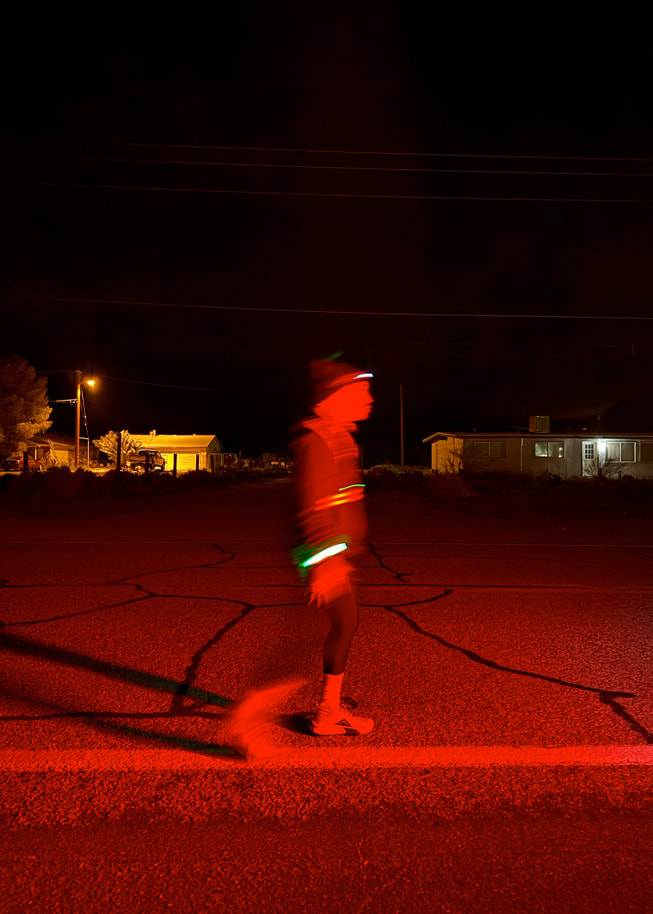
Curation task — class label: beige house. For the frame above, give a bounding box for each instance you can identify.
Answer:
[424,417,653,479]
[28,433,77,467]
[134,432,224,473]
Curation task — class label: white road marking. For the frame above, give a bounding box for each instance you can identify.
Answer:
[1,746,652,770]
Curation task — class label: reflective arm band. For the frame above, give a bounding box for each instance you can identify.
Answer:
[300,542,348,568]
[314,485,365,511]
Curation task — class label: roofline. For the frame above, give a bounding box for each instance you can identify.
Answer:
[423,431,653,443]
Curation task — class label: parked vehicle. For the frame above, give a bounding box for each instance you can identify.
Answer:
[1,455,43,472]
[126,449,166,472]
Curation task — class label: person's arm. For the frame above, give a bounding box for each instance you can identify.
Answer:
[291,428,354,605]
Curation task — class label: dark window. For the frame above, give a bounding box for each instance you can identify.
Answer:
[640,442,653,462]
[473,440,505,458]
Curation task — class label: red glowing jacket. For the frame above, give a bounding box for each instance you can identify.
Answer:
[290,416,367,575]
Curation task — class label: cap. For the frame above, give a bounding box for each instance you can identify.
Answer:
[310,359,373,405]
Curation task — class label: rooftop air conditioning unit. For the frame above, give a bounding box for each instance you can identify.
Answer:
[529,415,550,434]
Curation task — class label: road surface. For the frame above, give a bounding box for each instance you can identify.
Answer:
[0,480,652,911]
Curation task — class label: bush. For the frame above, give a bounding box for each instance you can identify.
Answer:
[457,471,653,514]
[365,465,433,493]
[0,465,271,505]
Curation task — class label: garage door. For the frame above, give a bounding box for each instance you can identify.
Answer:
[175,453,198,473]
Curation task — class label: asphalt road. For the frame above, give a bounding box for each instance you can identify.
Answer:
[0,480,652,912]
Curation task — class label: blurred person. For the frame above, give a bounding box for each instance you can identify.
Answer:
[224,356,374,761]
[291,356,375,737]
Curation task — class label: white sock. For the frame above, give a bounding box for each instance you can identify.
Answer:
[318,673,344,713]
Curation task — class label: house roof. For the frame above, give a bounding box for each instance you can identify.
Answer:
[30,432,76,449]
[134,433,222,452]
[423,431,653,443]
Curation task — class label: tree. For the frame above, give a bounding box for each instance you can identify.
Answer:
[0,354,52,456]
[93,430,142,467]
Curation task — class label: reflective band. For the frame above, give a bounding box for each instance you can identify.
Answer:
[314,488,365,510]
[354,372,373,380]
[300,542,348,568]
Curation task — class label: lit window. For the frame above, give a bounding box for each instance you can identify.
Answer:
[473,440,505,458]
[534,441,564,458]
[606,441,636,462]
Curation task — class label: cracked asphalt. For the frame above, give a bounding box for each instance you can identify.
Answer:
[1,478,652,911]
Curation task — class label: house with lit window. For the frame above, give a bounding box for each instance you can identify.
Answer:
[133,432,224,473]
[423,417,653,479]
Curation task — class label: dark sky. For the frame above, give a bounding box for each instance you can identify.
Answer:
[2,5,653,462]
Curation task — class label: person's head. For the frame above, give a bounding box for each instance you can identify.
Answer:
[310,359,374,424]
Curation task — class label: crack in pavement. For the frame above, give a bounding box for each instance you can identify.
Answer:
[376,599,651,745]
[171,601,257,715]
[364,543,651,743]
[0,631,232,708]
[0,592,157,629]
[367,543,413,582]
[108,543,237,586]
[1,539,651,747]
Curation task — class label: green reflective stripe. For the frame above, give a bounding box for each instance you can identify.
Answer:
[301,542,348,568]
[338,483,365,492]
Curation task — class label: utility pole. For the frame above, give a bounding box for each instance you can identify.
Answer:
[400,383,405,467]
[75,370,82,469]
[74,371,96,469]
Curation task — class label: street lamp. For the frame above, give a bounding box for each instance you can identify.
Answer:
[75,371,96,469]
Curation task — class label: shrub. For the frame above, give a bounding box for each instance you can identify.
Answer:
[365,465,433,493]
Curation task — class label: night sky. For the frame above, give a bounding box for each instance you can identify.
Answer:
[3,6,653,463]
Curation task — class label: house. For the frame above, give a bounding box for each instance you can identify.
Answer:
[133,432,224,473]
[423,416,653,479]
[28,432,77,467]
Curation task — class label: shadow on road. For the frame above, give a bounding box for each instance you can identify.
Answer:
[0,630,243,759]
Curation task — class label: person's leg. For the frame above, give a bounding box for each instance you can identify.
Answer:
[311,587,373,735]
[322,589,359,675]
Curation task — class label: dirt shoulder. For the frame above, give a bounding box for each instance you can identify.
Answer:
[1,473,652,546]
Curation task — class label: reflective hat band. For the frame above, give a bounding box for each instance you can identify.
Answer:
[353,372,373,380]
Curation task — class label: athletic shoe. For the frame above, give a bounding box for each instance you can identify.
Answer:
[225,718,282,762]
[224,678,305,762]
[310,704,374,736]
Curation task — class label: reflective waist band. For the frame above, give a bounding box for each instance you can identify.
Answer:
[300,542,348,568]
[291,540,349,578]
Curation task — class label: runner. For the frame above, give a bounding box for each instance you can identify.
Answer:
[291,356,375,736]
[224,356,374,761]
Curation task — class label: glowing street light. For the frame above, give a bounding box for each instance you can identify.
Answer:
[75,371,97,469]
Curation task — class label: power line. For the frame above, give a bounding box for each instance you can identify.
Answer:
[38,369,224,392]
[41,297,653,321]
[66,140,653,163]
[58,155,653,178]
[40,181,653,203]
[101,374,224,392]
